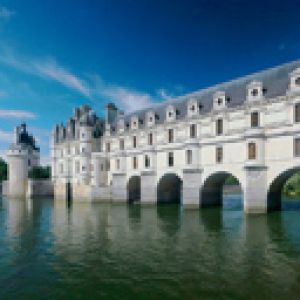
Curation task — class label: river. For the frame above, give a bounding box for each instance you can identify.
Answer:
[0,195,300,299]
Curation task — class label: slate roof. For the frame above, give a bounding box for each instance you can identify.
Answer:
[113,59,300,131]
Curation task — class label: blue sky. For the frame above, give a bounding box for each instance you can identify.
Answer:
[0,0,300,163]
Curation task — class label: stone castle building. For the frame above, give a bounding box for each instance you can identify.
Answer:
[51,60,300,213]
[6,123,40,198]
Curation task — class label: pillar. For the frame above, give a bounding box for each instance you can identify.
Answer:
[141,171,157,205]
[244,166,268,214]
[182,168,202,209]
[112,173,127,202]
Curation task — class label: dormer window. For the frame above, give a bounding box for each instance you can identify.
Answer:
[147,111,155,127]
[289,68,300,92]
[213,91,226,110]
[166,105,176,122]
[251,89,258,97]
[188,99,198,117]
[247,81,263,102]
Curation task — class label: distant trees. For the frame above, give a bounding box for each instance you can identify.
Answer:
[28,166,51,179]
[0,158,7,181]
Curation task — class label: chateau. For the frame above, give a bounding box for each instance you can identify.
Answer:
[51,60,300,213]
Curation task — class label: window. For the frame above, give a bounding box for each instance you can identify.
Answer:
[190,124,196,138]
[148,133,153,145]
[216,147,223,163]
[145,155,150,168]
[28,159,31,167]
[186,149,192,164]
[133,136,137,148]
[75,161,80,173]
[82,165,86,172]
[251,111,259,128]
[294,138,300,157]
[133,156,138,169]
[295,103,300,123]
[168,129,174,143]
[190,105,195,111]
[100,163,104,171]
[248,143,256,160]
[120,139,124,150]
[106,142,110,153]
[217,98,223,105]
[295,77,300,86]
[81,147,85,153]
[168,152,174,167]
[116,159,120,170]
[216,119,223,135]
[106,160,110,171]
[251,89,258,97]
[60,163,64,174]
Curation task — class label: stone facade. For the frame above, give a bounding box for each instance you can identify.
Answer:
[52,60,300,213]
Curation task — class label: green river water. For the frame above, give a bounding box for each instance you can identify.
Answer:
[0,195,300,299]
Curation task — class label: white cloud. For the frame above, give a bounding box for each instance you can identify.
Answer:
[0,48,90,98]
[34,59,90,97]
[0,109,36,119]
[0,129,13,143]
[0,47,159,113]
[0,6,15,20]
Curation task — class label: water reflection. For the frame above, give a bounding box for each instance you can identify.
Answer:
[0,196,300,299]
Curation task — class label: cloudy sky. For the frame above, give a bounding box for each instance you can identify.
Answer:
[0,0,299,163]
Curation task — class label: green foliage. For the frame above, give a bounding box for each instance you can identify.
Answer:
[0,158,7,181]
[283,171,300,197]
[28,166,51,179]
[224,175,239,185]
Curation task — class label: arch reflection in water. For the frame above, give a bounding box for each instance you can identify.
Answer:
[157,173,182,204]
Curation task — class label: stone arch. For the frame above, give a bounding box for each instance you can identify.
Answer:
[157,173,183,204]
[267,167,300,211]
[127,175,141,203]
[200,171,243,208]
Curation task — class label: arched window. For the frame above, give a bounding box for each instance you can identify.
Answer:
[216,147,223,163]
[145,155,150,168]
[248,143,256,160]
[168,129,174,143]
[251,111,259,127]
[119,139,124,150]
[133,157,138,169]
[295,103,300,123]
[216,119,223,135]
[186,149,192,164]
[168,152,174,167]
[133,136,137,148]
[190,124,196,138]
[148,133,153,145]
[294,138,300,157]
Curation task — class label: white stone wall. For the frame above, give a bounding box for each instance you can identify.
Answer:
[52,72,300,212]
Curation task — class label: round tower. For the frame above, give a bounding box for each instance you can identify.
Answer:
[7,146,29,198]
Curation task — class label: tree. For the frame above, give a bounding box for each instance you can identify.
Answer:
[0,158,7,181]
[28,166,51,179]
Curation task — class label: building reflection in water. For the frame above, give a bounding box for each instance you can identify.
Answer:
[2,196,300,298]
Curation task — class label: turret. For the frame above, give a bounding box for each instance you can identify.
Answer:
[7,123,40,198]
